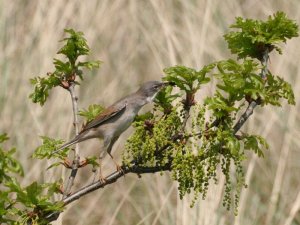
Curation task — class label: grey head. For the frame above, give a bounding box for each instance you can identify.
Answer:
[137,80,168,102]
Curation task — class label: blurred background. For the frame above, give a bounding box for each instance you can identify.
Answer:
[1,0,300,224]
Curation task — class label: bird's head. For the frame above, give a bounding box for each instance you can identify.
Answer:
[138,80,171,102]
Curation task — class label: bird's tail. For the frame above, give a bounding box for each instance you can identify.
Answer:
[52,135,81,155]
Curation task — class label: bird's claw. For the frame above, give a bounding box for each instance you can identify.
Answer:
[99,176,107,184]
[116,164,125,175]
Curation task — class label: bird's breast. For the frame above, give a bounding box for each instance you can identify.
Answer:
[103,108,136,137]
[116,109,136,130]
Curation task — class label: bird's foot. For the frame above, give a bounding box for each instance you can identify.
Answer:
[99,175,107,184]
[116,164,125,175]
[99,167,107,184]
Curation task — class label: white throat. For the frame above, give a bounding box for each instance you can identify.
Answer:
[146,92,158,103]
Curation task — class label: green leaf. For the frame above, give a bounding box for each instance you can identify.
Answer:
[0,135,24,183]
[214,59,264,103]
[78,104,105,122]
[32,136,68,159]
[29,75,61,106]
[264,73,295,106]
[45,180,62,196]
[85,156,100,168]
[243,135,269,157]
[163,63,215,94]
[0,133,9,143]
[77,60,102,70]
[58,28,90,63]
[154,86,181,114]
[26,182,42,205]
[225,135,240,156]
[53,58,72,75]
[204,92,238,118]
[134,112,154,123]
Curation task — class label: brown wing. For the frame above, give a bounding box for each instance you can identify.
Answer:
[80,103,126,133]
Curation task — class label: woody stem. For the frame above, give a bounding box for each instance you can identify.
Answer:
[63,82,80,199]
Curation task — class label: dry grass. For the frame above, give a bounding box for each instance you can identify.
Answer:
[1,0,300,224]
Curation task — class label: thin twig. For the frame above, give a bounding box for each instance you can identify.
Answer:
[45,163,172,222]
[63,83,80,198]
[233,101,257,134]
[63,163,172,205]
[233,50,269,133]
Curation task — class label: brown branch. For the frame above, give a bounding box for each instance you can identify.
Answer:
[63,163,172,205]
[63,83,80,198]
[233,101,257,134]
[45,163,172,222]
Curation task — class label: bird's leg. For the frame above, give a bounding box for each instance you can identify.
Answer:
[105,135,124,174]
[108,152,123,173]
[98,158,106,183]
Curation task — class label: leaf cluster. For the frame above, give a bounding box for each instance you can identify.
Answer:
[123,107,182,167]
[29,29,101,106]
[32,136,68,160]
[215,59,262,102]
[4,180,63,224]
[163,64,215,108]
[204,59,295,118]
[0,134,63,224]
[78,104,105,123]
[163,64,215,94]
[171,106,269,210]
[0,134,23,183]
[154,86,181,114]
[264,73,295,106]
[224,11,299,59]
[124,12,297,212]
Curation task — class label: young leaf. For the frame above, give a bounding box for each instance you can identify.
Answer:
[32,136,68,159]
[224,12,298,59]
[264,73,295,106]
[154,86,181,114]
[243,135,269,157]
[0,135,24,183]
[29,28,101,106]
[78,104,105,122]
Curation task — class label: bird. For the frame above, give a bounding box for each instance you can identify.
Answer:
[53,80,170,179]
